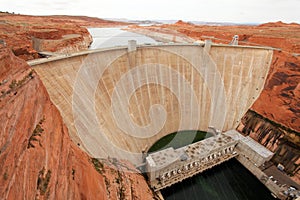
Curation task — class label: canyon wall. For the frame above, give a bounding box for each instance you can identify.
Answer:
[0,13,127,60]
[0,47,154,199]
[237,110,300,176]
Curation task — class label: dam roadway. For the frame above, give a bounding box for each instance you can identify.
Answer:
[28,42,273,166]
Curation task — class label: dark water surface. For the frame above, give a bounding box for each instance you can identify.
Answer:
[161,159,276,200]
[148,130,276,200]
[148,130,211,153]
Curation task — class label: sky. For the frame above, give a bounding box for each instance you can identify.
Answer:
[1,0,300,24]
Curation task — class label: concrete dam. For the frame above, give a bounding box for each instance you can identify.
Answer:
[29,42,273,166]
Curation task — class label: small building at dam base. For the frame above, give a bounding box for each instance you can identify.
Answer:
[146,133,238,191]
[145,130,274,192]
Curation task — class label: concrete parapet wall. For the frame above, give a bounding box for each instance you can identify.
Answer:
[31,44,273,165]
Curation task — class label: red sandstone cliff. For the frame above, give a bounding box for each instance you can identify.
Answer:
[252,51,300,132]
[0,47,154,199]
[0,13,127,61]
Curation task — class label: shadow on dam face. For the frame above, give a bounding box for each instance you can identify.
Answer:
[30,44,273,166]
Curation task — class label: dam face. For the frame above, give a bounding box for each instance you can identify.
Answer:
[30,44,273,165]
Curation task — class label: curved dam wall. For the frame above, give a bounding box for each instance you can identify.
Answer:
[30,44,273,165]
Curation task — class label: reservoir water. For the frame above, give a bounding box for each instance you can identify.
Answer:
[88,27,157,49]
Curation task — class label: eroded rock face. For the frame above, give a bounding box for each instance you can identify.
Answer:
[237,110,300,175]
[0,13,126,61]
[92,158,155,200]
[252,51,300,132]
[0,47,154,199]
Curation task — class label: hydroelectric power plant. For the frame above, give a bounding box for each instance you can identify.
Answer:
[29,35,284,198]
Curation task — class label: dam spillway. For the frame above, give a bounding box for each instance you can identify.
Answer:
[29,43,273,165]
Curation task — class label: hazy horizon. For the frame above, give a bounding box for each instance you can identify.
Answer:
[1,0,299,24]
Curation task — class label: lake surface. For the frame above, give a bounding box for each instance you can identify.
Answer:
[88,27,157,49]
[148,130,276,200]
